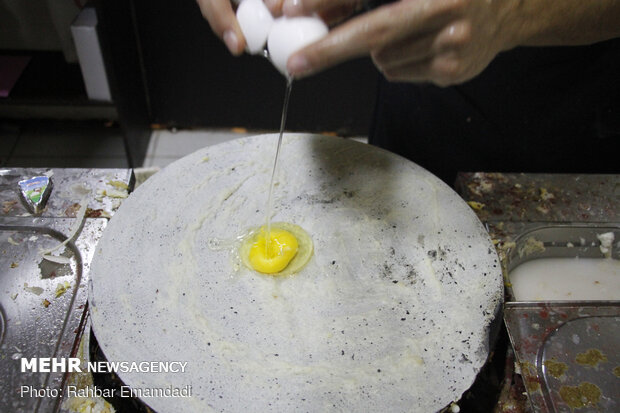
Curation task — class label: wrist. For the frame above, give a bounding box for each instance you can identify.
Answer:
[495,0,530,52]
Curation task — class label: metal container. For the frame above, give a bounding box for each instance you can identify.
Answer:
[502,223,619,412]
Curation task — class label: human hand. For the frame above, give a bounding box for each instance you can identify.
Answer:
[283,0,519,86]
[196,0,247,55]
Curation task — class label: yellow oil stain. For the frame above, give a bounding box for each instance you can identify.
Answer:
[559,382,601,409]
[575,349,607,368]
[544,359,568,379]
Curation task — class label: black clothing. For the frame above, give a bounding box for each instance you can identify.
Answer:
[369,40,620,185]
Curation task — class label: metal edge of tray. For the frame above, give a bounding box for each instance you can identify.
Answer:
[494,221,619,412]
[0,217,107,413]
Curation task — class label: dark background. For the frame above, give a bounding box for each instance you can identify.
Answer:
[104,0,378,134]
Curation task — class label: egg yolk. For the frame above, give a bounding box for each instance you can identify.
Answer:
[249,229,299,274]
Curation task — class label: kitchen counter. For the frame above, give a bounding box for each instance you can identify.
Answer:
[0,168,133,413]
[2,169,617,413]
[455,172,619,413]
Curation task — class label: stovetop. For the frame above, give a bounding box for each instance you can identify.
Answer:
[2,169,617,413]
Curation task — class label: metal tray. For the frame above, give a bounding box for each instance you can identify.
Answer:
[0,217,107,413]
[502,223,619,412]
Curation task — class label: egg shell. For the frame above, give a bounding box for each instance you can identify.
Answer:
[267,16,328,75]
[236,0,274,55]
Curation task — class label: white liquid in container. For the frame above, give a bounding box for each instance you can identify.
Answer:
[509,257,620,301]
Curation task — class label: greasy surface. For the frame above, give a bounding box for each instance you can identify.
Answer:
[0,218,107,413]
[0,168,132,413]
[0,168,134,218]
[455,172,619,223]
[455,172,619,413]
[89,134,502,413]
[505,305,619,412]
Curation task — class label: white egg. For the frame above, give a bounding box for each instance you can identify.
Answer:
[236,0,274,55]
[267,16,328,75]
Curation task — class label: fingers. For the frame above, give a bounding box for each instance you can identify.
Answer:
[283,0,360,16]
[287,2,435,77]
[371,33,437,70]
[196,0,246,55]
[372,23,476,86]
[318,4,360,25]
[265,0,285,16]
[376,54,464,86]
[373,21,471,69]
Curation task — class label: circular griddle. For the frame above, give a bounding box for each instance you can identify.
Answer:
[89,134,503,412]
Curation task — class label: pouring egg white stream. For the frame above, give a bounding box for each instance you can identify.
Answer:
[215,2,328,276]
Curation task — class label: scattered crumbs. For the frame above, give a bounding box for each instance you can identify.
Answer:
[539,187,555,201]
[613,366,620,377]
[105,188,129,199]
[596,232,614,258]
[202,156,210,163]
[95,188,106,201]
[503,241,516,250]
[108,180,129,190]
[559,382,601,409]
[11,292,18,300]
[86,208,112,219]
[566,242,574,248]
[7,236,20,246]
[96,188,128,201]
[42,299,51,308]
[467,201,485,211]
[544,359,568,378]
[575,349,607,368]
[449,402,460,413]
[55,281,71,298]
[2,200,18,213]
[536,204,550,214]
[518,237,545,258]
[29,235,38,242]
[10,262,19,268]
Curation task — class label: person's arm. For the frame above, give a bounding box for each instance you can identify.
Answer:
[511,0,620,47]
[283,0,620,85]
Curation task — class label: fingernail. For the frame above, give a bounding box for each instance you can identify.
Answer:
[283,0,303,16]
[223,30,240,55]
[288,54,311,77]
